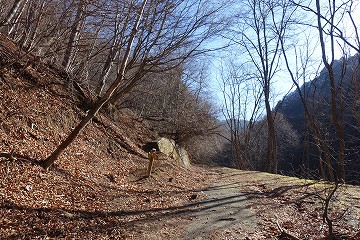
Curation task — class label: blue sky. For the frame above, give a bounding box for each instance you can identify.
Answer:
[204,0,360,120]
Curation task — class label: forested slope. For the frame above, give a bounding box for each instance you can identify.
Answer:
[0,33,210,239]
[277,55,360,183]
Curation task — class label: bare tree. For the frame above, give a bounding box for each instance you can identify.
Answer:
[275,2,337,180]
[41,0,148,169]
[108,0,226,105]
[227,0,296,173]
[314,0,346,181]
[17,0,47,51]
[0,0,29,34]
[94,1,135,96]
[126,60,218,144]
[219,59,263,170]
[40,0,225,169]
[61,0,87,72]
[289,0,360,182]
[0,0,82,59]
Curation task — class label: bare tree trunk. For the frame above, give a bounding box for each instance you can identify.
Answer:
[19,0,46,51]
[264,95,277,173]
[315,128,334,181]
[41,0,148,170]
[94,11,126,96]
[231,118,245,169]
[316,0,346,181]
[0,0,24,27]
[18,1,35,49]
[328,68,346,181]
[1,0,29,36]
[278,21,335,181]
[108,69,147,105]
[62,0,86,72]
[322,182,339,237]
[95,46,119,96]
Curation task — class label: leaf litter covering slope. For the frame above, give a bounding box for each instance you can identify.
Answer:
[0,79,210,238]
[0,35,210,239]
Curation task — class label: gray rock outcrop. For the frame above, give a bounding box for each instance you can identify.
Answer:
[145,137,190,167]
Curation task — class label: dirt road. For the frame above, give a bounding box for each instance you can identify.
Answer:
[182,177,258,239]
[126,167,360,240]
[125,167,261,239]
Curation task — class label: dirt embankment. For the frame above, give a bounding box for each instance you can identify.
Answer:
[0,33,208,239]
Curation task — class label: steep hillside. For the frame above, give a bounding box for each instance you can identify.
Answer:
[0,34,210,239]
[276,55,360,182]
